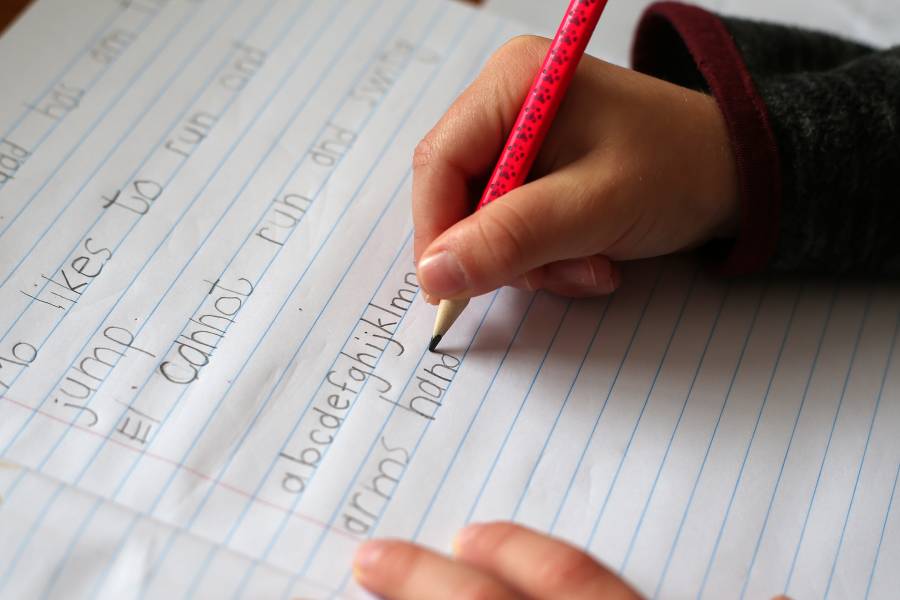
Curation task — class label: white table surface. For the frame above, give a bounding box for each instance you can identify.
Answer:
[483,0,899,66]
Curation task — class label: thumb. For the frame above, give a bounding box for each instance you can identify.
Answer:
[416,168,613,300]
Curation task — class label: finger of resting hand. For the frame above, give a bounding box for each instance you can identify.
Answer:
[353,539,521,600]
[453,522,642,600]
[412,35,551,264]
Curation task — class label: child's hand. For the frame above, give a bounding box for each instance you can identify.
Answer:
[353,522,643,599]
[413,36,739,303]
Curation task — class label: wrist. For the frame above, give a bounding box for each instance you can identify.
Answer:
[700,93,740,240]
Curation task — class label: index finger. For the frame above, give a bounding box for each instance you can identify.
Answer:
[412,35,550,264]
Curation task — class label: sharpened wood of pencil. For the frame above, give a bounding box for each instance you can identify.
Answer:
[429,0,609,351]
[429,298,469,352]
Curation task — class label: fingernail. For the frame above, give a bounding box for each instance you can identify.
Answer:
[354,540,387,573]
[418,250,468,297]
[452,523,487,555]
[609,266,622,291]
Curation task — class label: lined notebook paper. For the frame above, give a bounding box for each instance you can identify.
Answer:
[0,0,898,598]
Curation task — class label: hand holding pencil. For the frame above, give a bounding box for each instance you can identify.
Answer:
[415,0,739,348]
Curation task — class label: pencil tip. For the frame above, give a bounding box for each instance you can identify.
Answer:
[428,335,442,353]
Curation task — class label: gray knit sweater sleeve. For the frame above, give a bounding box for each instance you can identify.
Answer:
[633,3,900,277]
[725,20,900,275]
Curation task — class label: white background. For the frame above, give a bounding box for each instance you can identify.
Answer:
[485,0,899,66]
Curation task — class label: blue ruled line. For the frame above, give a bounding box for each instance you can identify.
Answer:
[865,460,900,599]
[826,308,900,599]
[783,288,874,594]
[509,296,614,522]
[619,282,743,574]
[548,263,665,534]
[463,300,574,525]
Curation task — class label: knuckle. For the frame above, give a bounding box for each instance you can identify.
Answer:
[412,134,435,170]
[537,546,601,591]
[488,36,551,104]
[568,182,604,254]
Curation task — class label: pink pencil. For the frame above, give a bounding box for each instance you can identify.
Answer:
[431,0,609,351]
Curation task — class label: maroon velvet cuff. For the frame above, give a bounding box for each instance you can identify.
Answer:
[632,2,782,275]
